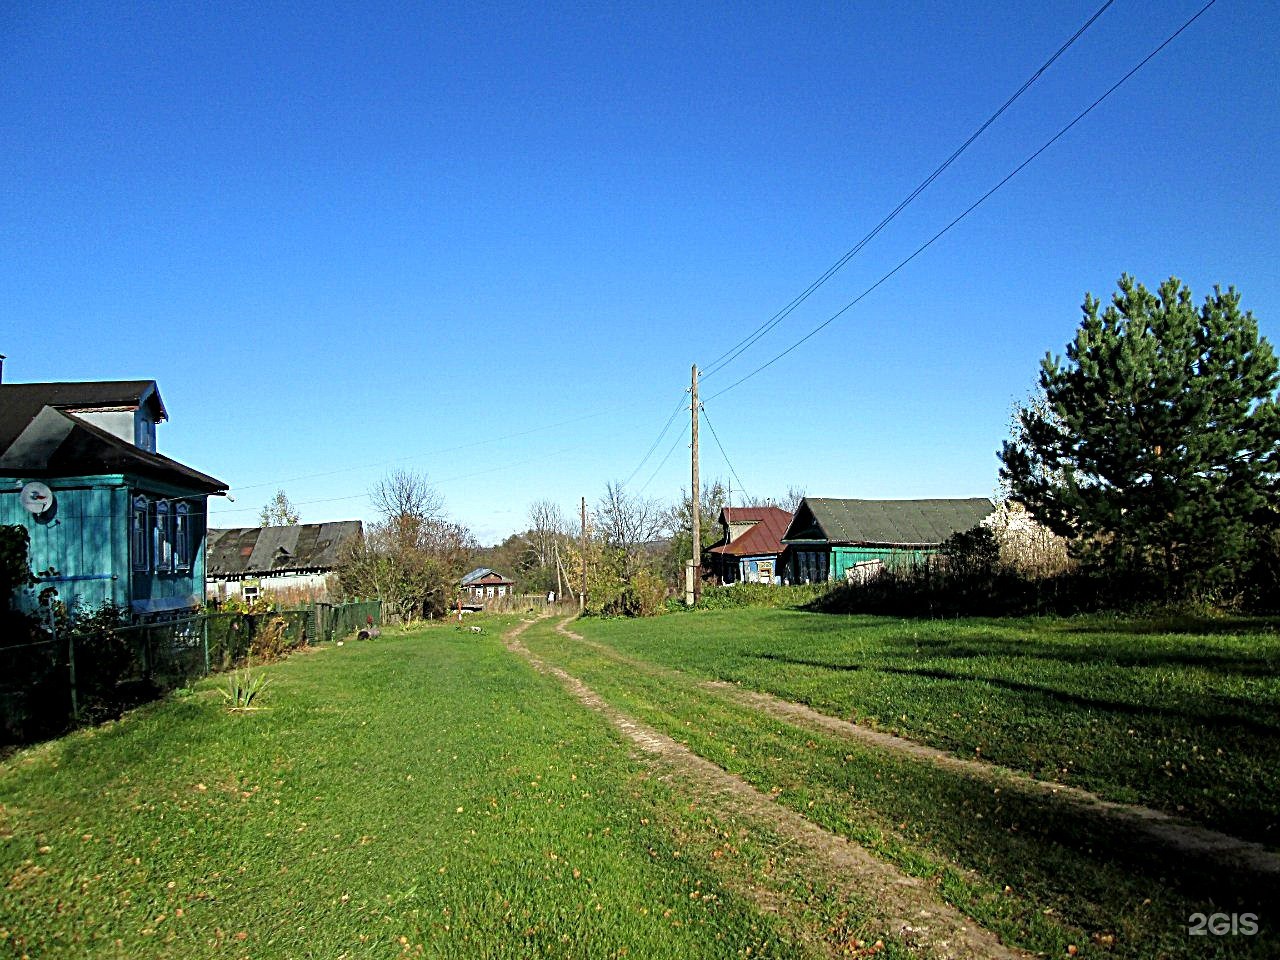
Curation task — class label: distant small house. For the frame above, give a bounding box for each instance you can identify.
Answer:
[781,497,994,583]
[706,505,793,585]
[205,521,362,603]
[0,379,227,619]
[460,568,515,606]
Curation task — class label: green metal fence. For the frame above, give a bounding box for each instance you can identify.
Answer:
[0,600,381,744]
[313,600,382,642]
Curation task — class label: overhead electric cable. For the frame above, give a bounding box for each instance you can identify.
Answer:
[705,0,1217,404]
[228,407,615,494]
[623,392,689,486]
[206,444,581,518]
[638,421,690,495]
[698,0,1117,383]
[700,405,752,506]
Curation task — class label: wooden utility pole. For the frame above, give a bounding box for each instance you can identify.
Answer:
[690,363,701,604]
[580,496,588,614]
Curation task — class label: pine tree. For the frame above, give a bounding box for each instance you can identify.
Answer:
[1000,275,1280,596]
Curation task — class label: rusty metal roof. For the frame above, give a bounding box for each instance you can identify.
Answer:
[709,505,792,558]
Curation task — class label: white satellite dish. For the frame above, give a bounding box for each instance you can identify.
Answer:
[20,481,55,516]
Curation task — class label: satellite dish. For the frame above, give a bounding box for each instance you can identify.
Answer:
[20,481,55,516]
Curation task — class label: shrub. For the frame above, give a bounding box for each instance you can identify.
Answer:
[250,615,290,662]
[686,582,830,612]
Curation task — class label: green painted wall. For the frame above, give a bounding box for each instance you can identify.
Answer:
[829,546,934,579]
[0,476,128,613]
[1,474,210,618]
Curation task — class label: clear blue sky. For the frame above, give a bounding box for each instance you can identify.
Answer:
[4,1,1277,544]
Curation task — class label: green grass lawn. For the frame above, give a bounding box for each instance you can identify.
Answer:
[516,609,1280,959]
[0,617,903,960]
[572,608,1280,845]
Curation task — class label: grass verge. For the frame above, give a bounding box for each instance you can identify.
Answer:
[1,615,905,959]
[576,608,1280,845]
[522,613,1279,959]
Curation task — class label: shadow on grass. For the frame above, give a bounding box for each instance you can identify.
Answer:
[753,653,1280,738]
[872,633,1280,678]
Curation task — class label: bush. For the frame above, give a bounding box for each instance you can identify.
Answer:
[68,601,140,724]
[593,568,668,618]
[250,615,290,661]
[684,582,830,612]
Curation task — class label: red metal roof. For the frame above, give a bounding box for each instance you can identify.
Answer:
[708,505,792,558]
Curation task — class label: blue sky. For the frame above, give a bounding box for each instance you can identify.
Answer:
[4,1,1277,544]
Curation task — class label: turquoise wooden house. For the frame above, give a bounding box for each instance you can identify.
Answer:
[0,380,227,620]
[781,497,994,583]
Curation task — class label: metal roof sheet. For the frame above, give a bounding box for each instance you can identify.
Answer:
[783,497,994,546]
[206,521,363,576]
[710,505,793,557]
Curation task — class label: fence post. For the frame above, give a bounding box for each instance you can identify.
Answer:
[202,616,210,675]
[65,625,79,725]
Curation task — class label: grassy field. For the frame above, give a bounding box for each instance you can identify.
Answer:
[0,617,908,960]
[4,609,1277,960]
[572,608,1280,845]
[517,609,1280,959]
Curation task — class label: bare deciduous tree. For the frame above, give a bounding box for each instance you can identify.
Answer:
[597,482,664,578]
[781,486,805,513]
[524,499,567,569]
[337,471,476,623]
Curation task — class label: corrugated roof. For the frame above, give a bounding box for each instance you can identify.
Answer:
[709,505,792,558]
[0,406,225,493]
[783,497,994,547]
[206,521,363,576]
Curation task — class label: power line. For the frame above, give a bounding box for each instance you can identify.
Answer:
[698,0,1117,383]
[705,0,1218,404]
[700,404,751,506]
[637,420,690,495]
[227,407,616,494]
[622,391,689,486]
[209,444,581,517]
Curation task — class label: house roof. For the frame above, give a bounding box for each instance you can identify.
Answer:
[461,567,514,586]
[709,505,792,558]
[0,406,226,493]
[782,497,994,547]
[0,381,167,438]
[206,521,363,577]
[720,505,788,525]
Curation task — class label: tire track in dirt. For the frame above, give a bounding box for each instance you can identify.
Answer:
[505,616,1029,960]
[550,617,1280,878]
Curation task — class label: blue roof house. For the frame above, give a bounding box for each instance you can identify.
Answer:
[0,379,228,620]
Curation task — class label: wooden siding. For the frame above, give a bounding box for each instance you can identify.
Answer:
[829,545,932,578]
[1,473,209,617]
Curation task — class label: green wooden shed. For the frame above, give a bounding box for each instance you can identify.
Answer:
[0,380,227,620]
[780,497,994,583]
